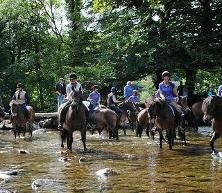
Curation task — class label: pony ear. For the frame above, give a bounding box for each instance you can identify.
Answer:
[9,100,17,106]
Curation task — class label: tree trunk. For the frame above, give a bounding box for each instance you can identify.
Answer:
[185,67,197,106]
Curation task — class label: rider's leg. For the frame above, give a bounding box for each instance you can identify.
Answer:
[20,104,29,118]
[58,101,70,129]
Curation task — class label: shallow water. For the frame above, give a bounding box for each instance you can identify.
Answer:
[0,127,222,193]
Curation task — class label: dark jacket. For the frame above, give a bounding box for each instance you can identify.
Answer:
[55,82,66,95]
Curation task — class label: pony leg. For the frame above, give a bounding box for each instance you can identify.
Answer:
[67,132,73,151]
[145,125,150,137]
[120,126,125,137]
[158,130,163,149]
[136,123,142,137]
[117,116,125,135]
[210,131,220,153]
[13,129,17,139]
[150,126,156,141]
[60,130,67,148]
[113,126,119,140]
[81,129,87,152]
[167,129,173,150]
[109,128,113,139]
[179,126,186,146]
[27,122,33,137]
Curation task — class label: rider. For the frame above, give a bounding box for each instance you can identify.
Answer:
[107,87,122,118]
[123,81,134,100]
[207,84,216,97]
[126,90,140,103]
[177,81,184,97]
[87,85,101,112]
[55,77,66,109]
[158,71,185,125]
[12,83,30,117]
[66,73,82,100]
[159,71,179,103]
[57,73,84,130]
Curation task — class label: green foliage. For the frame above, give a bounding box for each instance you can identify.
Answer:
[195,69,222,95]
[92,0,112,13]
[0,0,222,111]
[135,76,156,101]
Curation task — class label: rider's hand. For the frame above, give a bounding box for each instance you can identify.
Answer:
[175,97,179,102]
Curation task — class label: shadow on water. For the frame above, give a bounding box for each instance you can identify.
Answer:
[69,147,140,161]
[173,144,211,156]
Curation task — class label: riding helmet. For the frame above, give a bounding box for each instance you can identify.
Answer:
[133,90,138,94]
[16,83,23,88]
[161,71,171,78]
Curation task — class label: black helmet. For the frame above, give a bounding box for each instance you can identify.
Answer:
[92,85,98,90]
[161,71,171,78]
[111,87,116,92]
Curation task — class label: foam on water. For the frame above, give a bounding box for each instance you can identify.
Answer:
[211,151,222,160]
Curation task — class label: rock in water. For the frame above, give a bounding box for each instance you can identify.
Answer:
[31,179,54,190]
[96,168,117,177]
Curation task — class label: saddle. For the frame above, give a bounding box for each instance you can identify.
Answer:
[168,103,184,126]
[88,108,100,125]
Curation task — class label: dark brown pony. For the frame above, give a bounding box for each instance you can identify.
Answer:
[9,100,35,138]
[148,99,185,149]
[118,101,139,132]
[177,96,194,133]
[60,90,87,151]
[89,105,118,139]
[202,96,222,154]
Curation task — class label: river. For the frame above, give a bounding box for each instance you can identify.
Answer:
[0,127,222,193]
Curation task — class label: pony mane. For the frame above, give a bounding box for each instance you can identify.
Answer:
[202,96,214,113]
[9,100,19,107]
[98,105,107,109]
[153,98,167,107]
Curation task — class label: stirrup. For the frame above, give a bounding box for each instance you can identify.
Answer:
[57,124,63,131]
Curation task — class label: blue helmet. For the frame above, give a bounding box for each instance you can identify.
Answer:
[111,87,116,92]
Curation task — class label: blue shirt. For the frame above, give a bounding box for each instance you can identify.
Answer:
[124,85,134,99]
[88,91,101,105]
[159,82,176,102]
[127,95,140,103]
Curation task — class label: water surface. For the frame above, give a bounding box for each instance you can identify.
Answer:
[0,127,222,193]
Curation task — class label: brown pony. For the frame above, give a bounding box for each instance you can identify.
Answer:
[89,106,118,139]
[136,108,152,138]
[60,90,87,151]
[148,98,185,149]
[9,100,35,138]
[202,96,222,154]
[136,96,155,138]
[191,101,204,130]
[118,101,139,132]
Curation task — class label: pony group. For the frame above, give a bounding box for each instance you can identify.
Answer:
[2,90,219,154]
